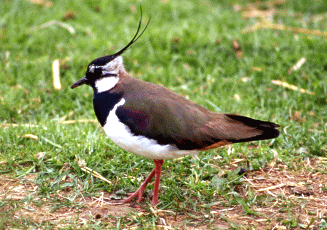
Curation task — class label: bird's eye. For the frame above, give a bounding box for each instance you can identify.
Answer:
[88,65,104,76]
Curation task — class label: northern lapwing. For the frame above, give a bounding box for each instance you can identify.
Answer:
[71,13,280,206]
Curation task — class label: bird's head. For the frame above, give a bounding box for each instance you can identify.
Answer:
[71,10,150,93]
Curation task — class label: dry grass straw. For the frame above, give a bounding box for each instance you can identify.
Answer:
[243,21,327,37]
[1,119,98,128]
[52,59,61,90]
[28,20,75,34]
[272,80,315,95]
[77,159,111,185]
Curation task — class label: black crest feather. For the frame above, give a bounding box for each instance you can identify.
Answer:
[112,6,150,58]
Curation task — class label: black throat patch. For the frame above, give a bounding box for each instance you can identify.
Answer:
[93,91,123,126]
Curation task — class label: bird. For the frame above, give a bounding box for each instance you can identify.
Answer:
[70,13,280,206]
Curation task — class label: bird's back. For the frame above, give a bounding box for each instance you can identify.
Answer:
[111,72,280,152]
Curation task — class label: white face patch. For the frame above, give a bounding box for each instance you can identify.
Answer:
[103,56,123,71]
[95,76,119,93]
[88,56,123,76]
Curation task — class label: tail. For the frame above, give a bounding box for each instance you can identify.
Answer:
[225,114,280,143]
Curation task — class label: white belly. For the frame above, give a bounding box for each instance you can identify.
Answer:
[103,99,198,160]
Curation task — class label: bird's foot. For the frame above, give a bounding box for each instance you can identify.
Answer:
[119,187,159,206]
[118,159,164,206]
[150,197,159,206]
[119,185,147,204]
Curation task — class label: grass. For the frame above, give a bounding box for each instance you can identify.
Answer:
[1,0,327,228]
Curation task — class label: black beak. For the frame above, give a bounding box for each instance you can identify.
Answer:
[71,76,88,89]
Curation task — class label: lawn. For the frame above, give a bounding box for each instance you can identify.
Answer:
[1,0,327,229]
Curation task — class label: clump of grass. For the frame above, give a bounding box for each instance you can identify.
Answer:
[1,0,327,228]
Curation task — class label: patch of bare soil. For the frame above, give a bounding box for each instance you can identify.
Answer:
[227,167,327,229]
[1,161,327,229]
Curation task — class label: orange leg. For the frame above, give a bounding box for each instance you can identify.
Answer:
[120,159,164,205]
[151,159,164,205]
